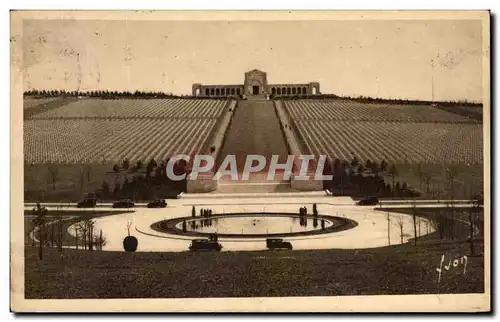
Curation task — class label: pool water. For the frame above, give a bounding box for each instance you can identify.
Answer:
[175,214,335,235]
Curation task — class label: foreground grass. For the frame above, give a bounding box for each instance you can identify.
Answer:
[25,241,484,299]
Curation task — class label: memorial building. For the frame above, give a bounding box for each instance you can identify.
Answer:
[192,69,320,97]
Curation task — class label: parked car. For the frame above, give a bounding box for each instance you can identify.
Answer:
[147,199,167,208]
[112,199,135,208]
[266,238,293,250]
[188,239,223,252]
[356,196,379,206]
[77,198,97,208]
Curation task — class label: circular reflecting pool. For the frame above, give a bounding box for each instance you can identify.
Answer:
[151,213,358,238]
[176,214,335,235]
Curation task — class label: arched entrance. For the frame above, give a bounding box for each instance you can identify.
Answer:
[250,79,262,95]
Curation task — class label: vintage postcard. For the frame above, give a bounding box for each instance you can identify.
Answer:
[10,10,490,312]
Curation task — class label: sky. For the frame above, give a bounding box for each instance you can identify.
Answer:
[22,18,484,102]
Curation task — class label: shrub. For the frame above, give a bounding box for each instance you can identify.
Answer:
[123,236,138,252]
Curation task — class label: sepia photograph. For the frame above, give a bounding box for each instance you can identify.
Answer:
[10,10,490,312]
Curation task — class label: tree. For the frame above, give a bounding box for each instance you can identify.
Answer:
[351,156,359,168]
[469,195,482,256]
[417,164,424,188]
[113,181,121,198]
[76,220,89,250]
[446,167,457,239]
[50,223,55,247]
[48,164,59,191]
[380,160,387,172]
[430,212,446,240]
[365,159,373,171]
[113,164,120,172]
[412,200,417,246]
[122,158,130,171]
[423,173,431,193]
[386,212,391,245]
[79,166,85,196]
[146,158,157,176]
[87,219,95,251]
[395,182,401,197]
[85,164,92,184]
[371,161,380,176]
[94,230,107,251]
[396,215,405,244]
[32,203,48,260]
[389,164,398,197]
[75,226,79,249]
[101,181,110,198]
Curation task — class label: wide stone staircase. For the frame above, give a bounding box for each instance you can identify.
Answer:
[215,99,292,193]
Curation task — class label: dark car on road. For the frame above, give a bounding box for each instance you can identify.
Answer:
[188,239,223,252]
[112,199,135,208]
[356,196,379,206]
[266,238,293,250]
[77,198,97,208]
[147,199,167,208]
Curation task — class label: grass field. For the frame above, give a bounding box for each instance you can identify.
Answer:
[24,241,484,299]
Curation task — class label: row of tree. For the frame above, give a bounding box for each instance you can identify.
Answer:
[24,89,224,100]
[276,93,481,107]
[323,157,418,198]
[31,203,106,260]
[25,89,482,107]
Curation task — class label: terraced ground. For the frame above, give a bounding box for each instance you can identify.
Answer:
[294,121,482,164]
[23,97,59,109]
[24,118,217,164]
[285,100,477,123]
[285,100,483,165]
[24,99,228,164]
[32,98,224,119]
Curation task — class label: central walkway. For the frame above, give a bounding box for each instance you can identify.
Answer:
[216,99,291,193]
